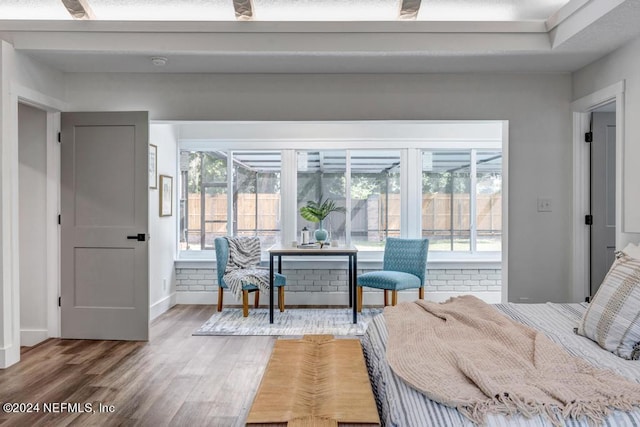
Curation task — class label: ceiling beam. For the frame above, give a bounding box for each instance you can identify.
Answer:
[60,0,95,20]
[233,0,254,21]
[399,0,421,20]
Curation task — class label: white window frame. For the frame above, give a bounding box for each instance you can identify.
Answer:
[176,120,506,264]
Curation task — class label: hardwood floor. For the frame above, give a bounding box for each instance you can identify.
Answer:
[0,305,275,427]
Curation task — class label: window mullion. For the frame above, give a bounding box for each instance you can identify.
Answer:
[345,150,352,246]
[200,153,206,249]
[281,150,297,245]
[405,148,421,238]
[227,150,233,237]
[470,149,478,253]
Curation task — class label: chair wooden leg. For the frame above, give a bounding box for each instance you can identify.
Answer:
[383,290,389,307]
[392,290,398,306]
[419,286,424,300]
[254,291,260,308]
[242,290,249,317]
[278,287,285,312]
[217,287,224,312]
[357,286,363,313]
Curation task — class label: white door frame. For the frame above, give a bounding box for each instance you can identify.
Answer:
[2,82,65,367]
[571,80,625,302]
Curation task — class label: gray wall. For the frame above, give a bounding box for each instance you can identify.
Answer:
[18,103,47,346]
[13,49,66,103]
[573,35,640,243]
[148,124,178,319]
[63,72,573,303]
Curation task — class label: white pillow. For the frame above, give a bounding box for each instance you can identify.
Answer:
[577,253,640,359]
[622,243,640,260]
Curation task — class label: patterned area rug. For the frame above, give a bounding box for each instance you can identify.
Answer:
[193,308,383,336]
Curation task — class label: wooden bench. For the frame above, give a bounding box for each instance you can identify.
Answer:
[246,335,381,427]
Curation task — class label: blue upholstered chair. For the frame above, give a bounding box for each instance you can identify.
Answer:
[214,237,287,317]
[357,237,429,312]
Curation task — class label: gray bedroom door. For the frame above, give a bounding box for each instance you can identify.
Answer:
[590,110,616,295]
[60,111,149,340]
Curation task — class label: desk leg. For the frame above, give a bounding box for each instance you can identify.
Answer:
[352,253,358,324]
[269,254,274,324]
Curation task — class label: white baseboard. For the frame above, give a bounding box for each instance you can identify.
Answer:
[176,291,218,305]
[0,344,20,369]
[20,329,49,347]
[175,290,501,306]
[150,293,177,321]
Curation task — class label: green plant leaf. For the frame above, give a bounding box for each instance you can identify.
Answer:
[299,194,346,222]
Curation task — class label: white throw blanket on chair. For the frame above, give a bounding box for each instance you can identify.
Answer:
[223,236,270,300]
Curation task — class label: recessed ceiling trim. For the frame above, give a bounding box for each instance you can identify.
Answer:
[546,0,590,30]
[60,0,95,20]
[549,0,628,48]
[0,19,547,34]
[233,0,254,21]
[399,0,421,20]
[8,32,551,54]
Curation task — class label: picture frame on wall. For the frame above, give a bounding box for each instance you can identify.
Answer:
[159,175,173,217]
[149,144,158,189]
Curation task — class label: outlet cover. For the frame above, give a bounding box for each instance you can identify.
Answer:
[537,198,552,212]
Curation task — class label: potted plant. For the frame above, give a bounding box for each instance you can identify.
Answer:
[299,195,346,246]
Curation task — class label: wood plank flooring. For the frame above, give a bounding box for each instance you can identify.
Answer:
[0,305,275,427]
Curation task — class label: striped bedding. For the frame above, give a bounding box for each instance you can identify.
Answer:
[361,302,640,427]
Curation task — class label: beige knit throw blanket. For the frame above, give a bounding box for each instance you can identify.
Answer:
[384,295,640,426]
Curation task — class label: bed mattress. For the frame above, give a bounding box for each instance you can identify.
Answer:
[361,302,640,427]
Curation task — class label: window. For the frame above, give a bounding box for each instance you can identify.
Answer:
[176,121,505,261]
[233,151,282,248]
[179,150,281,252]
[180,151,228,251]
[421,150,501,253]
[350,150,401,250]
[295,150,402,250]
[475,151,502,252]
[297,151,347,245]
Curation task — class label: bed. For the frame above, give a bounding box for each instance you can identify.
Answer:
[361,301,640,427]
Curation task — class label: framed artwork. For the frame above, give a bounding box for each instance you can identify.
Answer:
[159,175,173,217]
[149,144,158,189]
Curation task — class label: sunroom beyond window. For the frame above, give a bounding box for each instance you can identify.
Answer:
[421,150,502,252]
[176,120,504,261]
[296,150,401,250]
[179,151,281,251]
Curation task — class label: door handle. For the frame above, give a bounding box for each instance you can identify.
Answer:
[127,233,146,242]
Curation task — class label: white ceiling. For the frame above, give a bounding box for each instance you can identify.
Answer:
[0,0,571,21]
[0,0,639,74]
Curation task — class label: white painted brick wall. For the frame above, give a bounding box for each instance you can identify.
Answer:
[175,267,502,294]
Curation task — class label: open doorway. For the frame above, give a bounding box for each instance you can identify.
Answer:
[589,103,616,295]
[18,103,50,347]
[571,81,624,302]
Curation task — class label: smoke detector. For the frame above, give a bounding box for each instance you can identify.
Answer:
[151,56,168,67]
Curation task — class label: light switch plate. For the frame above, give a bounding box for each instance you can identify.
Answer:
[537,198,552,212]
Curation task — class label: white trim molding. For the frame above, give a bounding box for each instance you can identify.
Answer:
[571,81,625,113]
[150,293,177,321]
[500,120,509,303]
[571,80,625,302]
[45,111,61,339]
[0,44,21,368]
[0,41,66,367]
